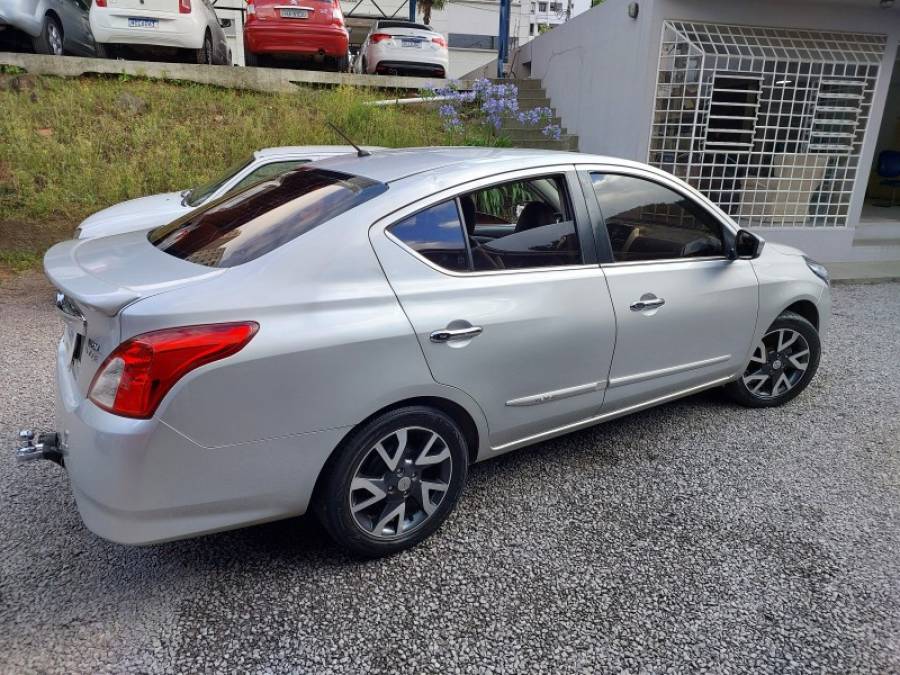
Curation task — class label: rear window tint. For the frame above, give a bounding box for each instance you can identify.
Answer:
[149,168,386,268]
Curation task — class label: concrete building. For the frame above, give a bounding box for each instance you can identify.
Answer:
[512,0,900,266]
[526,0,591,39]
[342,0,531,79]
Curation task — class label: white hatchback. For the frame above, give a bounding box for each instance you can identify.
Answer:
[75,145,383,239]
[355,19,448,78]
[89,0,229,64]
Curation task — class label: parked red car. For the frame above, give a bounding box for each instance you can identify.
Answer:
[244,0,349,71]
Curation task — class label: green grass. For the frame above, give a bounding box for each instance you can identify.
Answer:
[0,74,496,269]
[0,251,41,272]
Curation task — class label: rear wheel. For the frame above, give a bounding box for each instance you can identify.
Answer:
[315,406,469,557]
[244,49,259,67]
[195,32,213,65]
[334,55,349,72]
[725,311,821,407]
[33,15,64,56]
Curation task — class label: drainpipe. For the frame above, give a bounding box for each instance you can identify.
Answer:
[409,0,416,22]
[496,0,510,78]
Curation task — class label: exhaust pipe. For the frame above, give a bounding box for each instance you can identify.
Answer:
[16,430,64,467]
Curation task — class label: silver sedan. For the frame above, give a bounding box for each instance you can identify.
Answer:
[18,148,831,557]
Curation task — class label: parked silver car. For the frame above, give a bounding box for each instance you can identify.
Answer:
[0,0,102,56]
[18,148,831,557]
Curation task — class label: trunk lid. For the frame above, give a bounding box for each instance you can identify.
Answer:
[106,0,180,13]
[255,0,333,24]
[45,231,223,394]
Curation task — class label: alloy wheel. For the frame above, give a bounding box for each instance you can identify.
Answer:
[742,328,811,399]
[48,22,63,56]
[349,426,453,539]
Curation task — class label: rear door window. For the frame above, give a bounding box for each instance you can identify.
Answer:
[149,168,387,268]
[387,200,470,272]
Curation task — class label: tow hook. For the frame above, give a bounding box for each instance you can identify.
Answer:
[16,430,64,467]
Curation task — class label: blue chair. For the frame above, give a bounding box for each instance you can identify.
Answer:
[877,150,900,206]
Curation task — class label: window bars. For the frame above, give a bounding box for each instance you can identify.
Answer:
[650,21,886,227]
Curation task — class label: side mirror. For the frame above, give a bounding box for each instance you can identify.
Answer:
[734,229,765,259]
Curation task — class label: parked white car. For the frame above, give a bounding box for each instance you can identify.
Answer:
[355,19,447,78]
[75,145,383,239]
[89,0,229,64]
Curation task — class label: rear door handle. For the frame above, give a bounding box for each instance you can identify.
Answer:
[630,297,666,311]
[430,326,483,343]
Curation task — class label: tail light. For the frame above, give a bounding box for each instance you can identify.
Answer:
[88,322,259,419]
[94,0,107,6]
[370,33,391,44]
[431,36,446,48]
[179,0,191,13]
[332,0,344,26]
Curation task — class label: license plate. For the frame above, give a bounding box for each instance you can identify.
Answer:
[400,39,421,48]
[280,8,308,18]
[63,326,82,374]
[128,17,159,28]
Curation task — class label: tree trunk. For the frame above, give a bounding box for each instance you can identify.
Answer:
[421,0,432,24]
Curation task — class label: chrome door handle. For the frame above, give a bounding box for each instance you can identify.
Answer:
[430,326,483,343]
[630,297,666,311]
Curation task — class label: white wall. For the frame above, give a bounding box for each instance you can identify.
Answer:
[515,0,900,261]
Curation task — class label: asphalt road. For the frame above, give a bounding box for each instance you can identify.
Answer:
[1,273,898,674]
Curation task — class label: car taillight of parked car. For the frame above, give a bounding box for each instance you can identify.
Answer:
[370,33,391,43]
[179,0,191,13]
[88,322,259,419]
[332,0,344,26]
[94,0,107,7]
[432,36,447,48]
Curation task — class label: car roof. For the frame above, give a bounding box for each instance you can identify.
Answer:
[308,146,651,184]
[253,145,384,159]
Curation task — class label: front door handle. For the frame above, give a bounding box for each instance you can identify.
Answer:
[630,296,666,311]
[430,326,483,343]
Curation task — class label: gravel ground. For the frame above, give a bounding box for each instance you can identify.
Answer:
[1,273,898,674]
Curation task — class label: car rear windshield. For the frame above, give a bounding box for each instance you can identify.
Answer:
[378,20,431,31]
[149,168,386,268]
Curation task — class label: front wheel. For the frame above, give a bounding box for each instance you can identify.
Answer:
[315,406,469,557]
[33,16,64,56]
[725,311,821,407]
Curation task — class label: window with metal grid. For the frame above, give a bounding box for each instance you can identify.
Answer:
[649,21,885,228]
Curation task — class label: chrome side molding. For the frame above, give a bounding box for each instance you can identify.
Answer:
[608,354,731,388]
[506,380,607,407]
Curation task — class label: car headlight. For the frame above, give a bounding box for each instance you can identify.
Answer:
[804,256,830,285]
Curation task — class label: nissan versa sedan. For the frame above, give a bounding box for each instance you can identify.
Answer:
[17,148,831,558]
[75,145,383,239]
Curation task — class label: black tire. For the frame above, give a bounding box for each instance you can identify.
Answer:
[315,406,469,558]
[725,310,821,408]
[334,55,349,72]
[195,32,213,65]
[33,15,64,56]
[244,49,259,67]
[93,42,107,59]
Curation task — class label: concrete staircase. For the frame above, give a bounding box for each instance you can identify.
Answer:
[495,78,578,151]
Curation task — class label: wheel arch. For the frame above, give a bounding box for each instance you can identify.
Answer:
[44,9,63,35]
[782,299,819,330]
[310,394,485,507]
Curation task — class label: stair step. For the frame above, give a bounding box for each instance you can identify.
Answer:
[505,129,571,142]
[516,96,551,107]
[501,119,564,132]
[491,77,544,90]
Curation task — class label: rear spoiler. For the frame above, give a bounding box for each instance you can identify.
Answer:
[44,240,140,317]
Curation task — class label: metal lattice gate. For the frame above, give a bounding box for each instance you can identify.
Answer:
[650,21,886,228]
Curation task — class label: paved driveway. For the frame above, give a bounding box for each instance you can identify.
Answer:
[1,274,898,674]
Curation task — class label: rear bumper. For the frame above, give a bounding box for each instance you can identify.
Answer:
[53,338,348,544]
[373,60,445,77]
[89,8,205,49]
[244,22,348,56]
